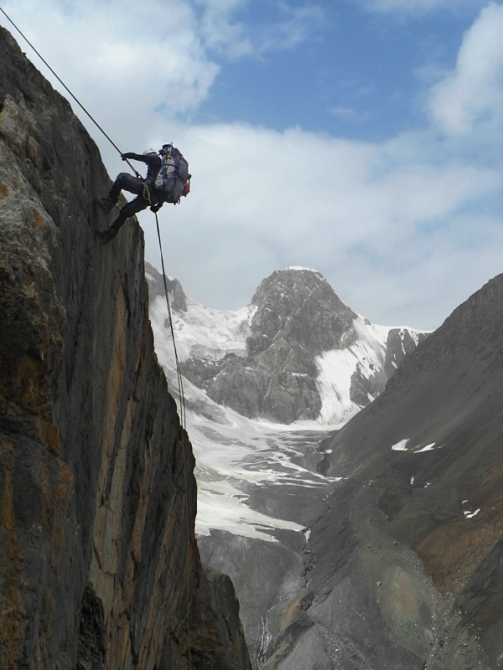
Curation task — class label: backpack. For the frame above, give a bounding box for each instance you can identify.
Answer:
[155,144,191,204]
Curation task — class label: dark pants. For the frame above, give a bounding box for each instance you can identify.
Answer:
[109,173,160,232]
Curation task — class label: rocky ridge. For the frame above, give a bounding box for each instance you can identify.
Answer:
[280,274,503,669]
[204,268,356,423]
[0,27,250,670]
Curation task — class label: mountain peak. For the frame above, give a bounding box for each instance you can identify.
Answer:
[250,268,356,356]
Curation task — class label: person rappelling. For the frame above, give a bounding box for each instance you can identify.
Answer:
[97,144,190,244]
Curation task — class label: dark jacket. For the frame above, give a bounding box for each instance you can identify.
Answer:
[122,152,162,187]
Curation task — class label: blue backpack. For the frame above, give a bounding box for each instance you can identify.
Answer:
[155,144,191,204]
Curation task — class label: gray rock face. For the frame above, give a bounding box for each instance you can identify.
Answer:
[350,327,428,407]
[182,268,357,423]
[0,26,250,670]
[247,269,357,356]
[207,336,322,423]
[145,261,187,312]
[384,327,428,378]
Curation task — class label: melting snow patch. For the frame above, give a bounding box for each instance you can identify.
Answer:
[464,509,481,519]
[392,439,409,451]
[315,317,390,426]
[150,294,255,363]
[416,443,436,453]
[196,488,303,541]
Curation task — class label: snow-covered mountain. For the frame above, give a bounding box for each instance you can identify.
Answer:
[146,264,428,427]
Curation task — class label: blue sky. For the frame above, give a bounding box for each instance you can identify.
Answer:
[1,0,503,329]
[193,1,472,140]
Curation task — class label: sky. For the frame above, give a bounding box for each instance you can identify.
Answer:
[2,0,503,329]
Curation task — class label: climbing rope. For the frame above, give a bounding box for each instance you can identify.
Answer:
[154,211,198,669]
[0,6,198,666]
[154,214,187,426]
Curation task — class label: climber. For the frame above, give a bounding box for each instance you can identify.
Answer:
[96,150,164,245]
[97,144,191,245]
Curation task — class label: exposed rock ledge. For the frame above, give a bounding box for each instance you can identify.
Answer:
[0,26,250,670]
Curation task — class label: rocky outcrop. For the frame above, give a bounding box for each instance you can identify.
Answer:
[145,261,187,312]
[350,327,428,407]
[247,269,357,356]
[280,274,503,669]
[0,26,250,670]
[384,326,428,378]
[206,268,357,423]
[177,269,353,423]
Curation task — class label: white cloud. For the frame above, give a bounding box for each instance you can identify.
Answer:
[194,0,253,58]
[138,122,502,329]
[427,2,503,135]
[259,5,325,53]
[0,0,221,158]
[195,1,325,58]
[359,0,488,13]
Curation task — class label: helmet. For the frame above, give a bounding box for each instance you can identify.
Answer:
[143,148,157,155]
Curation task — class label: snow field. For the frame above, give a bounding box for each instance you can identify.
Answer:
[148,280,424,540]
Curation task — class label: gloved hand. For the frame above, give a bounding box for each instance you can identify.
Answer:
[150,203,162,213]
[121,152,135,160]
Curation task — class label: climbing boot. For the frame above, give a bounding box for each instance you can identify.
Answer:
[96,227,118,245]
[97,195,118,215]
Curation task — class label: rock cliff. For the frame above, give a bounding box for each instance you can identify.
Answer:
[0,26,250,670]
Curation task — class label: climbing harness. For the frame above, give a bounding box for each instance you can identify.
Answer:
[0,6,200,667]
[142,182,152,204]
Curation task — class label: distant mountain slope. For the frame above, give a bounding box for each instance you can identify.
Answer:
[284,274,503,670]
[146,264,428,425]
